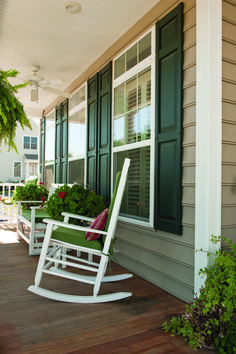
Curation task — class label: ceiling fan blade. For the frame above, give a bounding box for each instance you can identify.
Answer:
[40,78,63,86]
[42,86,72,98]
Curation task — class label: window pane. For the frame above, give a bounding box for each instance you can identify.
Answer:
[114,53,125,79]
[69,86,86,110]
[139,32,151,62]
[126,43,137,71]
[68,159,84,185]
[23,136,30,149]
[113,68,151,147]
[28,163,36,176]
[137,69,151,140]
[45,114,55,164]
[114,32,151,80]
[114,84,125,116]
[68,108,86,158]
[45,165,54,191]
[31,137,37,150]
[113,146,150,221]
[14,162,21,177]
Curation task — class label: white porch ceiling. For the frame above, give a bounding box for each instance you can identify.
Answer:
[0,0,160,119]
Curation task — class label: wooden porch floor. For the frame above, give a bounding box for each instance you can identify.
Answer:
[0,225,213,354]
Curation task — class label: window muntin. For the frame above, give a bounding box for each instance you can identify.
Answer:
[23,136,38,150]
[113,30,153,224]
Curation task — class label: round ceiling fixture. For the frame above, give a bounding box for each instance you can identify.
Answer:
[63,1,81,14]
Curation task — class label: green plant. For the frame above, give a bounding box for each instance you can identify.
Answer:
[0,68,31,152]
[12,184,49,209]
[45,184,105,223]
[162,235,236,353]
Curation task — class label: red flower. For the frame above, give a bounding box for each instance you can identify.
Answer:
[41,197,45,203]
[58,191,66,199]
[39,182,44,186]
[21,180,24,183]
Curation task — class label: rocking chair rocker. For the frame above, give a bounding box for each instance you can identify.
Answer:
[28,158,132,303]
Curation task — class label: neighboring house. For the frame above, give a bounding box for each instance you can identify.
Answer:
[39,0,235,302]
[0,119,39,183]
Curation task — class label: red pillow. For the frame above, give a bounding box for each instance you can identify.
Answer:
[85,209,108,241]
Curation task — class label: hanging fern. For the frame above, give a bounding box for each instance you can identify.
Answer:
[0,68,31,153]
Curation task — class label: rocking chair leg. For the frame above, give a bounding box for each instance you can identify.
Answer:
[93,255,108,297]
[62,247,67,269]
[34,223,53,288]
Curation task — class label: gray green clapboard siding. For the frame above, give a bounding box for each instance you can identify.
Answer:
[221,0,236,244]
[115,0,197,303]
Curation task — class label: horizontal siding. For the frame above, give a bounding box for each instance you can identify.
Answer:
[115,0,197,303]
[222,0,236,244]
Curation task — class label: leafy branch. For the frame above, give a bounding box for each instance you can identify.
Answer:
[0,68,31,152]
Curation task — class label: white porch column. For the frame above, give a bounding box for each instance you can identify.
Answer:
[195,0,222,295]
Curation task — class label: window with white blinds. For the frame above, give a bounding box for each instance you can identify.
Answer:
[113,29,154,224]
[68,85,86,186]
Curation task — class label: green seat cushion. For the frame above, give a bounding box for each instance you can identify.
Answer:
[22,209,50,223]
[26,178,37,186]
[51,226,103,251]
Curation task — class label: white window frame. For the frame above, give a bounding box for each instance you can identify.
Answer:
[112,27,155,228]
[23,136,38,150]
[68,83,87,187]
[13,161,22,178]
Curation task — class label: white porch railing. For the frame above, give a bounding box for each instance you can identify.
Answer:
[0,183,24,200]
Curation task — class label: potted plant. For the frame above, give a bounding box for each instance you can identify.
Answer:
[0,68,31,152]
[45,184,105,224]
[12,184,49,209]
[162,235,236,353]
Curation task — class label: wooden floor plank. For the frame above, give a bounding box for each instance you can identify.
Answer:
[0,227,214,353]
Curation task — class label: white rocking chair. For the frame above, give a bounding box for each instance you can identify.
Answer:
[28,158,132,303]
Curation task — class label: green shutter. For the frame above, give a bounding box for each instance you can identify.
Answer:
[86,62,112,204]
[55,100,68,183]
[55,105,61,183]
[61,100,68,183]
[97,62,112,203]
[154,3,183,235]
[87,73,98,191]
[40,117,45,183]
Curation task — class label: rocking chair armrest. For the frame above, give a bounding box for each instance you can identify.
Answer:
[30,205,43,210]
[61,212,95,222]
[43,218,108,235]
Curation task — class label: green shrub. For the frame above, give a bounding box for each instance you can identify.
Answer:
[44,184,105,223]
[162,235,236,353]
[12,184,49,209]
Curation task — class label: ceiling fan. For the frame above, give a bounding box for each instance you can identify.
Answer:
[24,65,72,102]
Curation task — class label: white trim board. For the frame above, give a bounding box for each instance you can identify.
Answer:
[195,0,222,295]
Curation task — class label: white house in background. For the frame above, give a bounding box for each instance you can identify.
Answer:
[0,119,39,183]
